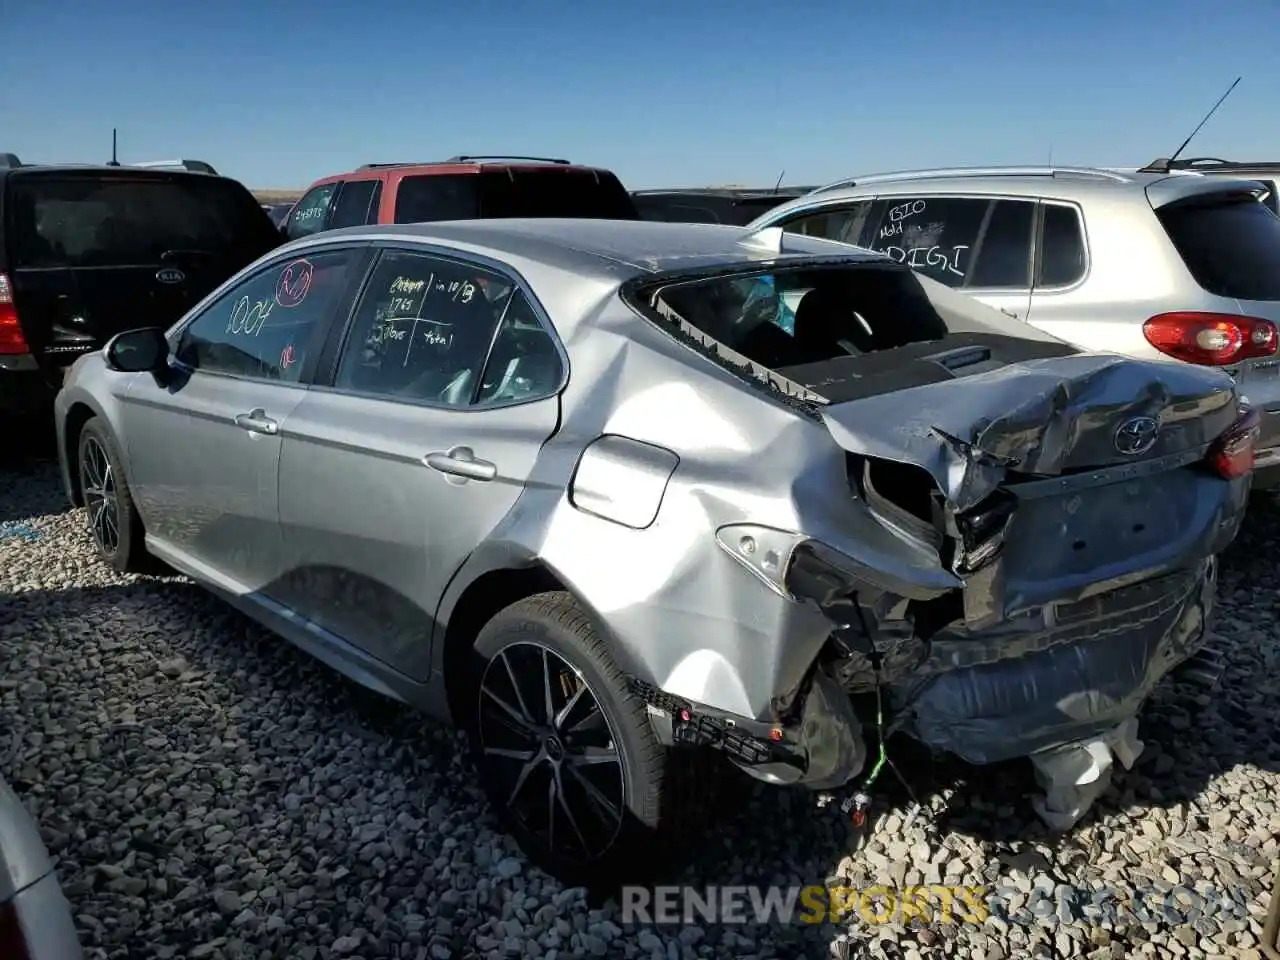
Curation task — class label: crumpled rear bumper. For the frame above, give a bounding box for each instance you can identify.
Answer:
[893,555,1217,765]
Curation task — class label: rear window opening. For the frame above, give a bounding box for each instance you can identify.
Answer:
[393,170,639,223]
[642,264,950,375]
[5,174,279,269]
[1156,190,1280,301]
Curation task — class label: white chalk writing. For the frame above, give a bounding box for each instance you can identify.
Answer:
[881,244,969,278]
[226,296,274,336]
[888,199,927,223]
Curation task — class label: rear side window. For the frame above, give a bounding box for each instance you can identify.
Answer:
[864,197,988,288]
[478,170,638,219]
[967,199,1034,288]
[1156,192,1280,301]
[1037,203,1087,287]
[6,175,279,269]
[328,179,381,229]
[394,175,480,222]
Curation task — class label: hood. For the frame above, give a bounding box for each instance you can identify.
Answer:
[819,353,1239,512]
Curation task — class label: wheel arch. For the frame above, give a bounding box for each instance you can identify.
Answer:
[62,400,105,507]
[437,552,644,727]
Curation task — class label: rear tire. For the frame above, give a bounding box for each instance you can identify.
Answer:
[77,417,150,575]
[464,591,716,888]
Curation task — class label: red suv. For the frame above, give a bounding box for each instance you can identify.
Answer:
[281,155,638,241]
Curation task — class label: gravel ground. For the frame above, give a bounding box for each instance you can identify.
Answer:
[2,455,1279,960]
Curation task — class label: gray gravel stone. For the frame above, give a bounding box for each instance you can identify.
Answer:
[4,460,1280,960]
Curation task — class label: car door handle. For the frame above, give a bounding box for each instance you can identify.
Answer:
[234,409,279,435]
[424,447,497,482]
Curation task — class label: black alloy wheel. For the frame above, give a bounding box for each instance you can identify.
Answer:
[476,640,626,862]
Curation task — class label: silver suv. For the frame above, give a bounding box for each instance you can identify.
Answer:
[747,166,1280,486]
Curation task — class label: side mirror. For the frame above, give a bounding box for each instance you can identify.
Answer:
[104,327,170,375]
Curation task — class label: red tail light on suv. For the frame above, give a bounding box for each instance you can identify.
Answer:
[1143,311,1278,367]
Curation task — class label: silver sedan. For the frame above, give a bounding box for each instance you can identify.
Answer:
[54,218,1256,885]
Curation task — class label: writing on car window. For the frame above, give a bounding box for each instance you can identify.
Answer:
[175,250,352,381]
[334,251,513,405]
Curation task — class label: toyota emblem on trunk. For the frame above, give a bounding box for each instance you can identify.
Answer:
[156,268,186,285]
[1114,416,1160,456]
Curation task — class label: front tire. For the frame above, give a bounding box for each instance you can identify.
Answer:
[466,591,714,887]
[77,417,149,574]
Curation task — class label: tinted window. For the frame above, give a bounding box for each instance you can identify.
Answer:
[7,175,280,269]
[328,180,380,229]
[1157,193,1280,301]
[175,249,354,381]
[394,170,638,223]
[1037,204,1087,287]
[478,170,638,219]
[782,202,873,245]
[333,250,511,405]
[394,175,480,222]
[285,184,338,240]
[865,197,988,288]
[635,199,721,223]
[476,291,564,404]
[969,200,1035,288]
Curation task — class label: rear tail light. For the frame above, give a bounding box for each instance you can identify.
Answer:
[1143,312,1278,366]
[0,272,29,356]
[1207,405,1261,479]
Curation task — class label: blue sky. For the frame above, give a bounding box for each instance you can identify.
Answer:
[3,0,1278,190]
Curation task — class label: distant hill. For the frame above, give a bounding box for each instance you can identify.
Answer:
[253,189,303,204]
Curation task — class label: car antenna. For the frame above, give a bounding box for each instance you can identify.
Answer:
[108,127,120,167]
[773,169,785,192]
[1139,76,1241,174]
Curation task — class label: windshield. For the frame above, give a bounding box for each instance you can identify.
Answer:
[6,174,280,268]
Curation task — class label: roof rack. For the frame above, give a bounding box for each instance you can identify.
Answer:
[0,152,21,169]
[356,161,436,170]
[446,155,570,165]
[130,159,219,174]
[810,165,1133,194]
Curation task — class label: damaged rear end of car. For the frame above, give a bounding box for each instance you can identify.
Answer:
[621,247,1256,829]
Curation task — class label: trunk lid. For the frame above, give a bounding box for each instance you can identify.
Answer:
[818,351,1238,511]
[4,170,281,370]
[815,351,1243,627]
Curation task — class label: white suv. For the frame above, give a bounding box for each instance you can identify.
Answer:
[748,166,1280,487]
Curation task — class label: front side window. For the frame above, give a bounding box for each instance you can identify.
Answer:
[175,249,355,381]
[864,197,988,288]
[285,183,338,240]
[333,249,515,405]
[781,201,873,246]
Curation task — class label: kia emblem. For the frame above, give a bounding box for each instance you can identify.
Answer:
[156,267,186,285]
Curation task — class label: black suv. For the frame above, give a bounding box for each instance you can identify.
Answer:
[631,186,817,226]
[0,153,283,428]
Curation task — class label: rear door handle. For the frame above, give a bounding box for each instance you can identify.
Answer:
[234,408,279,435]
[424,446,497,482]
